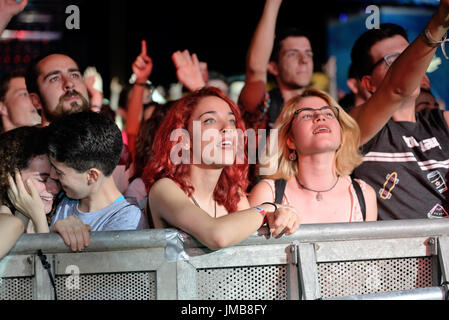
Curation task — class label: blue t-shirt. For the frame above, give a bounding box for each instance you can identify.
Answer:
[51,196,146,231]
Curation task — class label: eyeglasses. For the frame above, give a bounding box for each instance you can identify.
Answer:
[369,52,400,74]
[293,106,339,122]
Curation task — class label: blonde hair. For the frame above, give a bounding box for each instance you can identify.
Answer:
[262,88,362,180]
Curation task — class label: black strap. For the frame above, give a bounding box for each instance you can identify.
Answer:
[351,178,367,221]
[276,178,367,221]
[275,179,287,204]
[145,199,155,229]
[37,250,57,300]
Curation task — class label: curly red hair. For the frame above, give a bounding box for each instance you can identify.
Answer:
[142,87,249,213]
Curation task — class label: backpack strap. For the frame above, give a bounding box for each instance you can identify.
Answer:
[351,178,366,221]
[274,179,287,204]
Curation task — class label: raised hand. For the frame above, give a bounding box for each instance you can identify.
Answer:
[172,50,206,92]
[437,0,449,28]
[132,40,153,83]
[0,0,28,18]
[84,66,104,110]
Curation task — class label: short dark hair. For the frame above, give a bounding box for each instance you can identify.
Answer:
[351,23,409,79]
[47,112,123,177]
[271,27,313,62]
[0,126,48,210]
[0,69,26,102]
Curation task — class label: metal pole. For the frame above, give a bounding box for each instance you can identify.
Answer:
[325,287,446,300]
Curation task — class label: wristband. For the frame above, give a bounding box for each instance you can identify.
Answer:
[421,28,441,48]
[421,28,449,59]
[262,202,278,212]
[252,206,267,225]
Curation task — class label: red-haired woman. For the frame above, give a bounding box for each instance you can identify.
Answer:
[143,87,300,250]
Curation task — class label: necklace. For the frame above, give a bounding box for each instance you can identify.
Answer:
[191,196,217,218]
[295,175,340,202]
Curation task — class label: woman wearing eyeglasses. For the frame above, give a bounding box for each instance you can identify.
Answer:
[249,88,378,224]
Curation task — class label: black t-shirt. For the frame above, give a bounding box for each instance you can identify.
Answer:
[353,109,449,220]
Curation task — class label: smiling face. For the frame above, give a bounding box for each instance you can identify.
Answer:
[288,96,342,156]
[49,158,90,200]
[34,54,90,122]
[187,96,238,167]
[20,154,61,214]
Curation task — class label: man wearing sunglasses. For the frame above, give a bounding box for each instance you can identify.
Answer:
[350,2,449,221]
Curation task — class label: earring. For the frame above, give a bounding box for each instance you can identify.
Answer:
[289,151,297,161]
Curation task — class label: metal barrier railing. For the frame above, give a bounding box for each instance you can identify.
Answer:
[1,219,449,300]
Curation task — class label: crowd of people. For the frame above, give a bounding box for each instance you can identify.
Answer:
[0,0,448,260]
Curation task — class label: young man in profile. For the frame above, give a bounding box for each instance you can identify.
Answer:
[48,111,146,231]
[0,69,41,133]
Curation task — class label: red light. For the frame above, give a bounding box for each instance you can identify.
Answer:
[16,30,26,40]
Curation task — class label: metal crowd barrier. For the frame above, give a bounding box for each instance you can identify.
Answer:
[1,218,449,300]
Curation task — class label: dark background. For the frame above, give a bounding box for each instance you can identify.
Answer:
[1,0,441,99]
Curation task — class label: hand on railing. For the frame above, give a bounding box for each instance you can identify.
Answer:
[51,216,92,252]
[266,205,301,238]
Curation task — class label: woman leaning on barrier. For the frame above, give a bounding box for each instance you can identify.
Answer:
[249,88,378,223]
[142,87,300,250]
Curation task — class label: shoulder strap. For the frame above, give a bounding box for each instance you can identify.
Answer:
[351,178,366,221]
[274,179,287,204]
[145,198,155,229]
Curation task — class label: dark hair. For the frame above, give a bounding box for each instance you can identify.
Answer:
[131,102,172,182]
[0,126,48,210]
[0,69,26,102]
[351,23,409,79]
[47,112,123,177]
[271,27,313,63]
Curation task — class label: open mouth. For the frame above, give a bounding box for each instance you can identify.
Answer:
[218,140,234,149]
[313,126,331,135]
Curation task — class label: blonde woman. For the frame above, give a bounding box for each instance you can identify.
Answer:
[249,88,378,224]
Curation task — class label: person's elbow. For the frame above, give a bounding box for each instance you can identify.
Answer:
[202,228,235,251]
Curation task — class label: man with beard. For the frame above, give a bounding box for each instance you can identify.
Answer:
[25,54,90,126]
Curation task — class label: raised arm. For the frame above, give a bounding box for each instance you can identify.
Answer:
[0,0,27,36]
[239,0,283,113]
[352,1,449,145]
[127,40,153,154]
